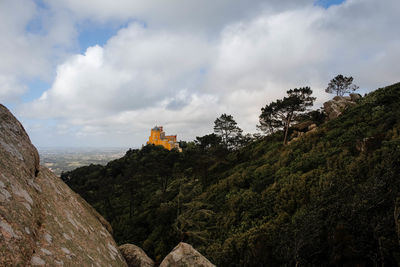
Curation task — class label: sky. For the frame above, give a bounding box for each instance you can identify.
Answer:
[0,0,399,148]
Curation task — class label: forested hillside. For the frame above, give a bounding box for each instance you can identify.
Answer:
[62,83,400,266]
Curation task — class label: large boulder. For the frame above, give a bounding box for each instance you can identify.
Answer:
[350,93,362,102]
[119,244,154,267]
[323,96,358,120]
[159,242,215,267]
[293,120,314,132]
[0,104,127,266]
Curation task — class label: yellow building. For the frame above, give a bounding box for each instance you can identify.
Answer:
[147,126,182,152]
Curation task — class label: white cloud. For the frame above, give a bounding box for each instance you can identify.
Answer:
[10,0,400,147]
[0,75,27,102]
[23,23,213,119]
[21,23,218,146]
[0,0,78,103]
[205,0,400,131]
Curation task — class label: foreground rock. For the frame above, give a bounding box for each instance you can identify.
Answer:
[159,242,215,267]
[119,244,154,267]
[0,104,127,266]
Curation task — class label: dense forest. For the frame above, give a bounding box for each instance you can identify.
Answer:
[62,82,400,266]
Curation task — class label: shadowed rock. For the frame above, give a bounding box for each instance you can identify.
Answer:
[293,120,314,132]
[119,244,154,267]
[0,104,127,266]
[159,242,215,267]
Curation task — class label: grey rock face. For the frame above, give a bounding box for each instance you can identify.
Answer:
[159,242,215,267]
[323,96,358,120]
[350,93,362,101]
[0,105,39,178]
[0,104,127,266]
[119,244,154,267]
[293,120,314,132]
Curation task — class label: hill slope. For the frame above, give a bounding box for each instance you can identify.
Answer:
[63,83,400,266]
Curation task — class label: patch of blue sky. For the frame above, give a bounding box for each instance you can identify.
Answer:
[23,118,58,128]
[77,22,122,53]
[77,20,146,53]
[25,1,47,35]
[22,79,50,103]
[314,0,346,8]
[199,67,207,75]
[33,0,47,9]
[25,16,43,35]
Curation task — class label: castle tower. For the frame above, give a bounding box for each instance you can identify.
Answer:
[147,126,182,152]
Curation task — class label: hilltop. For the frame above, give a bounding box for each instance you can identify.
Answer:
[63,83,400,266]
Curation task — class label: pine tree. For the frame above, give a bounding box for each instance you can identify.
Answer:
[213,113,243,149]
[259,87,315,144]
[325,74,359,96]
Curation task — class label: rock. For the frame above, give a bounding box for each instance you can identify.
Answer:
[288,124,318,145]
[355,134,384,153]
[293,121,313,132]
[0,105,39,177]
[308,123,317,131]
[350,93,362,101]
[119,244,154,267]
[0,104,127,266]
[323,96,357,120]
[159,242,215,267]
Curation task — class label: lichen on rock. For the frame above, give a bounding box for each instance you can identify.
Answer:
[119,243,155,267]
[323,95,360,120]
[159,242,216,267]
[0,104,127,266]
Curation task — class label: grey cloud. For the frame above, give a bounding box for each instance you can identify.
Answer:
[0,0,78,102]
[0,75,27,102]
[20,24,213,120]
[46,0,314,33]
[11,0,400,147]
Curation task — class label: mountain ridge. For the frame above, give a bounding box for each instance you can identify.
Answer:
[63,82,400,266]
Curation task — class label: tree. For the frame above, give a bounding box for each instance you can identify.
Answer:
[325,74,359,96]
[214,113,243,149]
[258,102,283,134]
[259,87,315,144]
[195,134,222,150]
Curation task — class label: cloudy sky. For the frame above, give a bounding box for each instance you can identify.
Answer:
[1,0,399,148]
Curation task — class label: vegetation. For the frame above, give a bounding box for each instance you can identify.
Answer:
[258,87,315,144]
[214,113,243,150]
[325,74,359,96]
[63,83,400,266]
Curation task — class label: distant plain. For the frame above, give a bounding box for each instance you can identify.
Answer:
[38,147,129,175]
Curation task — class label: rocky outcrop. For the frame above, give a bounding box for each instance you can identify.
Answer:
[293,120,314,132]
[159,242,215,267]
[119,244,154,267]
[323,94,361,120]
[349,93,362,102]
[289,122,318,145]
[0,104,127,266]
[355,134,384,153]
